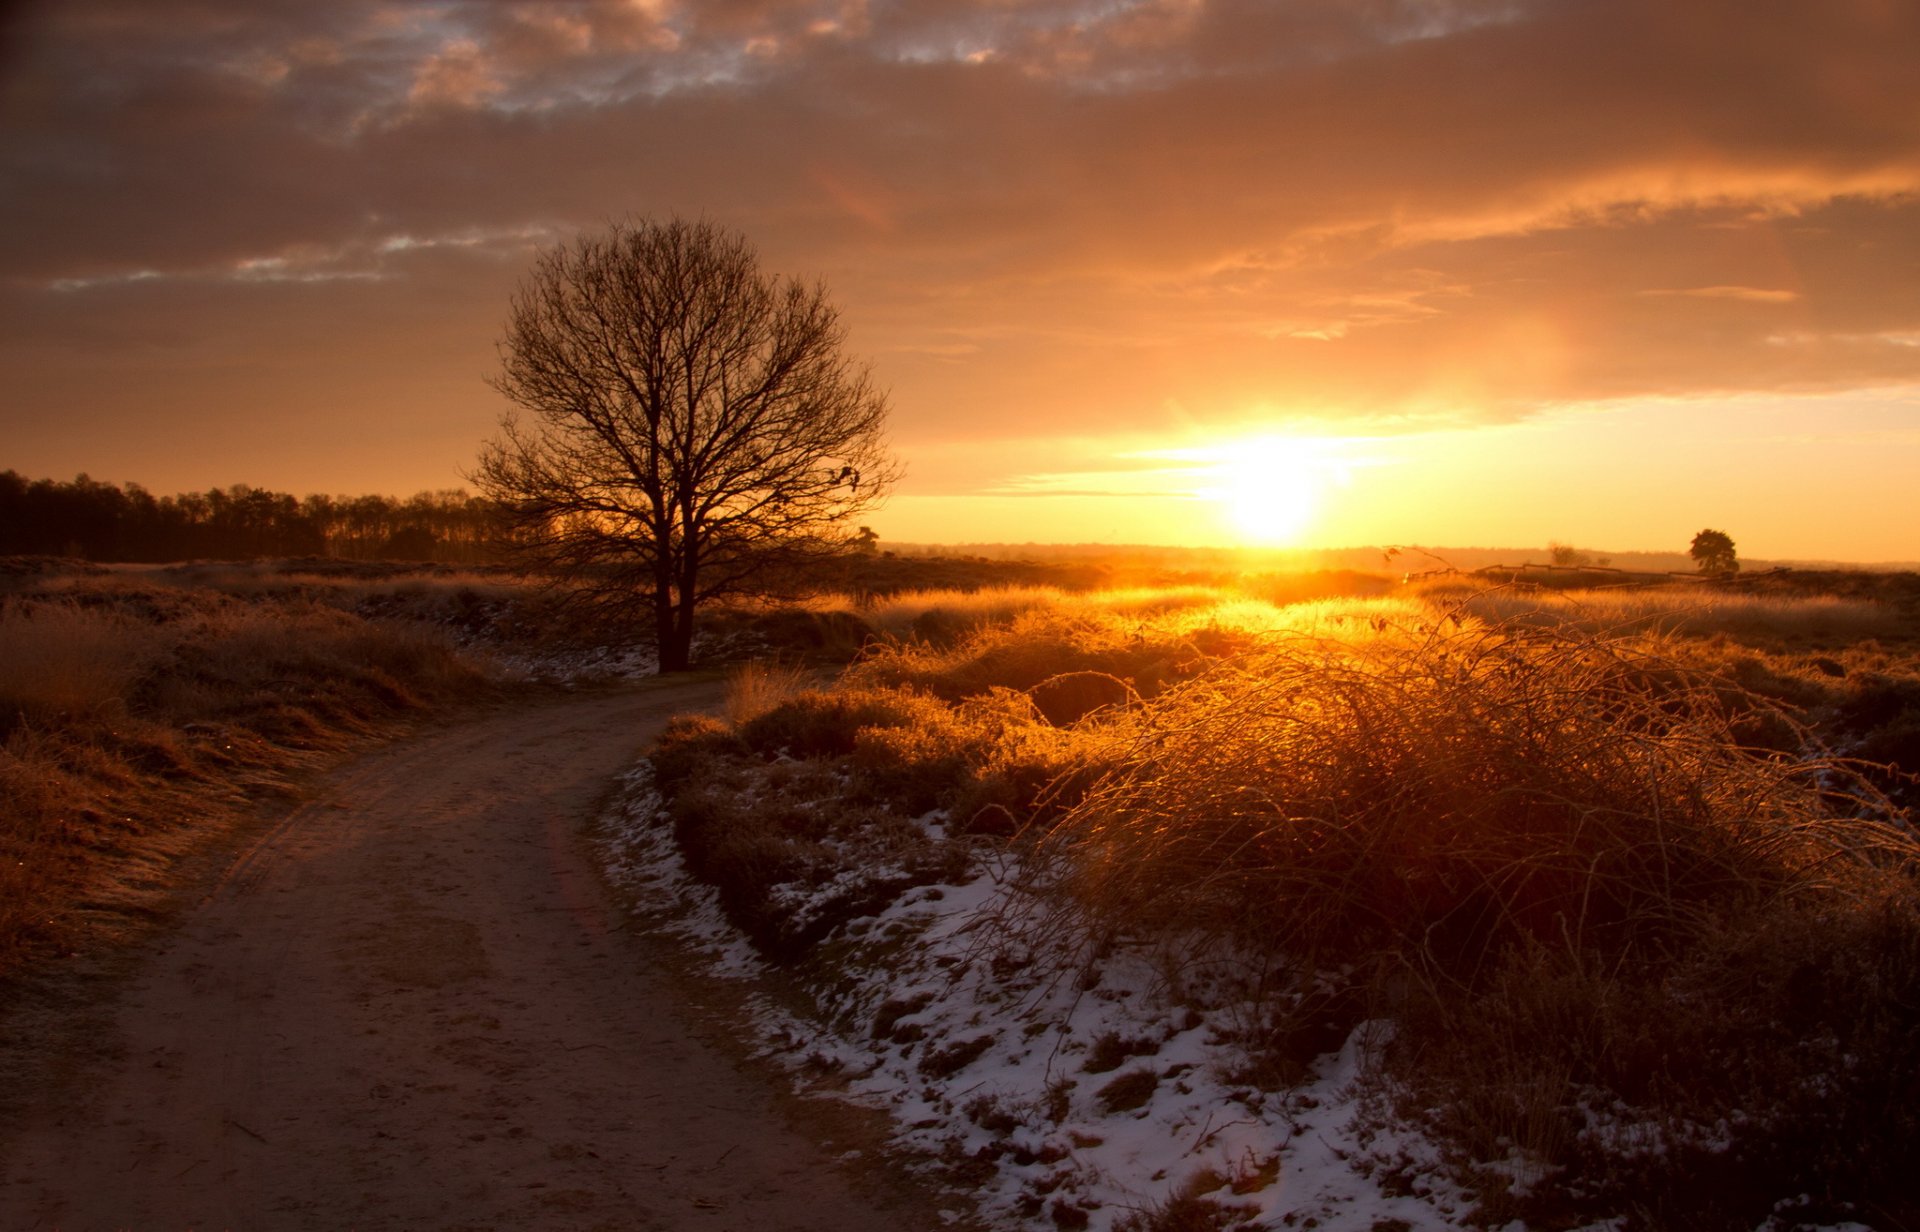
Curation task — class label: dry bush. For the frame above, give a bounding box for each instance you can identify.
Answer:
[0,602,158,728]
[1025,611,1916,1227]
[673,586,1917,947]
[648,712,750,794]
[864,585,1068,643]
[1401,897,1920,1228]
[659,685,968,954]
[665,742,968,959]
[660,675,1126,954]
[641,577,1920,1227]
[735,684,940,760]
[722,660,816,726]
[1043,615,1901,971]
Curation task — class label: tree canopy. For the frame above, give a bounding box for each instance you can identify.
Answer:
[0,471,497,562]
[1689,528,1739,575]
[473,217,899,672]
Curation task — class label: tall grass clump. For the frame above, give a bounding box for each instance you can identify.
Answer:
[1046,615,1899,964]
[864,585,1069,643]
[722,660,815,727]
[1034,612,1917,1226]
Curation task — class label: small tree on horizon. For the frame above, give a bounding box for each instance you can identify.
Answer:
[474,217,899,672]
[1690,528,1739,576]
[1548,540,1592,567]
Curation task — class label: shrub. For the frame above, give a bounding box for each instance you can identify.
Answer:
[723,660,815,726]
[736,686,930,759]
[1400,897,1920,1226]
[1044,618,1896,971]
[1094,1067,1159,1114]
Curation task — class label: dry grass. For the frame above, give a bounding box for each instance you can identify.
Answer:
[0,604,157,725]
[646,574,1920,1230]
[863,585,1071,642]
[0,585,498,977]
[1043,616,1900,966]
[1428,583,1909,646]
[722,660,815,726]
[3,562,537,647]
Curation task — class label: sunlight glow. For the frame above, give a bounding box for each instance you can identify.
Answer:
[1195,435,1342,546]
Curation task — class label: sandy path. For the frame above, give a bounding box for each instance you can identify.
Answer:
[0,682,951,1231]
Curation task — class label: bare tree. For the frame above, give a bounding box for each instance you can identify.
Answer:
[474,218,899,672]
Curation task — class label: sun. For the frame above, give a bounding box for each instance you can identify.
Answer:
[1208,436,1327,546]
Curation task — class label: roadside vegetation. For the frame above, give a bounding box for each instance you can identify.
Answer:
[0,549,1113,984]
[0,558,524,978]
[630,570,1920,1230]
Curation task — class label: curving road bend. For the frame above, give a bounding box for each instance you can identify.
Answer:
[0,681,949,1231]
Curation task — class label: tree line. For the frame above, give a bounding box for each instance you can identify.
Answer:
[0,471,502,563]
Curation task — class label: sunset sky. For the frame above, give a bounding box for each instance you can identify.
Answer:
[4,0,1918,560]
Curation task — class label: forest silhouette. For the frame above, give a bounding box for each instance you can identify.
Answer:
[0,471,498,563]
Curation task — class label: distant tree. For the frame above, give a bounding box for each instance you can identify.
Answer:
[379,525,439,560]
[1690,528,1739,575]
[1548,540,1592,567]
[474,217,899,672]
[0,472,503,563]
[854,526,881,556]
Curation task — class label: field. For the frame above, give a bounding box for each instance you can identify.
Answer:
[615,566,1920,1231]
[0,550,1125,984]
[7,551,1919,1230]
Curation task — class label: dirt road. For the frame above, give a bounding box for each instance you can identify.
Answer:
[0,681,952,1231]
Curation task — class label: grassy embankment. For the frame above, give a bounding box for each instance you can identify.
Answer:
[0,548,1134,983]
[649,570,1920,1230]
[0,559,526,978]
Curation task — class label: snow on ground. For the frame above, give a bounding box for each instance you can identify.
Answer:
[597,763,1482,1232]
[493,642,661,683]
[487,625,770,685]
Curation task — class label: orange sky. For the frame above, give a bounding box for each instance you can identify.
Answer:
[3,0,1918,560]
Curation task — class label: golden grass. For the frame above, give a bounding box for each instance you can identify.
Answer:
[647,576,1920,1228]
[0,589,497,977]
[862,585,1070,641]
[1434,584,1908,644]
[722,660,815,727]
[1045,616,1905,964]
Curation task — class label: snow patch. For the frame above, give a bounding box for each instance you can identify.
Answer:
[597,762,1474,1231]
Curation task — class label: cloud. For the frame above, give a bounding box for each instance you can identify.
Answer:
[1640,286,1803,303]
[2,0,1918,464]
[406,38,503,110]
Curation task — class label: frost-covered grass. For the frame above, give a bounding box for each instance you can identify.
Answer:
[597,768,1475,1231]
[617,576,1920,1230]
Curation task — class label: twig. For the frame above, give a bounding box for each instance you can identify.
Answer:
[223,1117,269,1144]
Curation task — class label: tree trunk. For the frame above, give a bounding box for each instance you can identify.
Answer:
[658,625,693,673]
[653,576,690,673]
